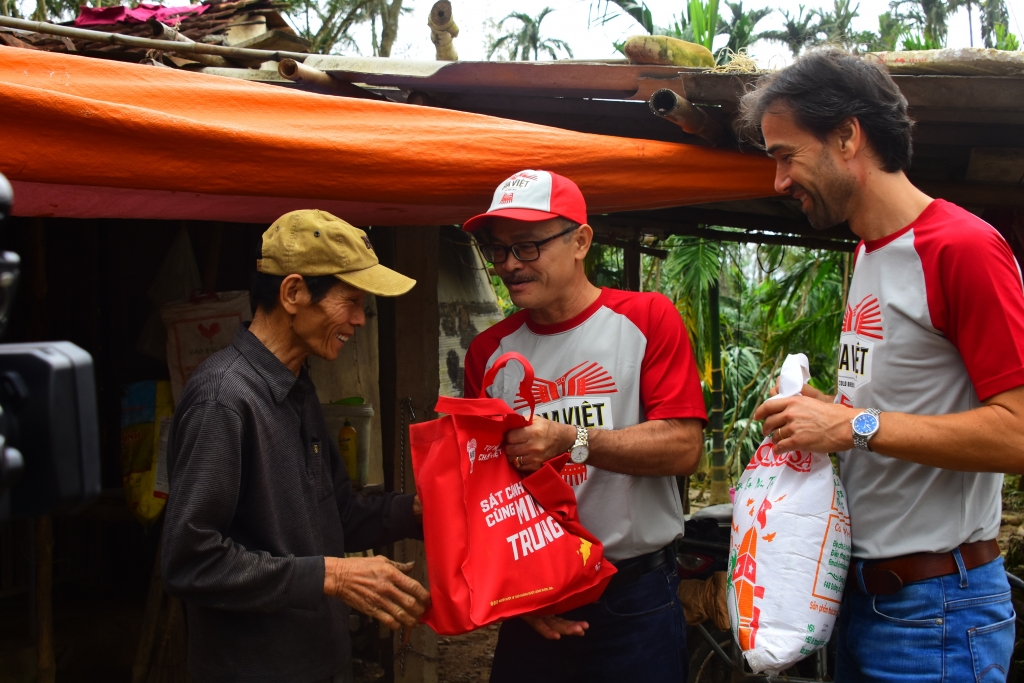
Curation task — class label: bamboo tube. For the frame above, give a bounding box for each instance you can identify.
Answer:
[649,88,731,147]
[0,15,310,63]
[278,59,384,100]
[147,19,234,68]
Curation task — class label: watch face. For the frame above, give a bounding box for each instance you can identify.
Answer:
[570,445,589,464]
[852,413,879,436]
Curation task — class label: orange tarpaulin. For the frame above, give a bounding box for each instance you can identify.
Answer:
[0,46,777,225]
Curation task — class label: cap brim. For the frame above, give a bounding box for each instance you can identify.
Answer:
[335,264,416,297]
[461,207,561,232]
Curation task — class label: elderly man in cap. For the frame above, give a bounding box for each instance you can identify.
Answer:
[161,210,430,683]
[463,170,707,683]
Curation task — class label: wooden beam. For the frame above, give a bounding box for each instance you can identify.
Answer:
[372,226,440,683]
[915,180,1024,207]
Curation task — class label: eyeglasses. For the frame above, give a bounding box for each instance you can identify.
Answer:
[480,225,579,264]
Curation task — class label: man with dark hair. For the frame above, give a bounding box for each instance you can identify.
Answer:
[745,49,1024,681]
[463,170,708,682]
[162,210,430,683]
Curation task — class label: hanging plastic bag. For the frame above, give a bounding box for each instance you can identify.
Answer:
[410,352,617,636]
[726,353,852,674]
[121,380,174,525]
[160,291,251,404]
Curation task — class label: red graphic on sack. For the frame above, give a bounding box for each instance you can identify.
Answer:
[197,322,221,343]
[842,295,883,340]
[733,496,773,650]
[745,442,812,472]
[499,192,514,205]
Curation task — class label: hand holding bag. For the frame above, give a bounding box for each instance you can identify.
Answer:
[411,352,617,635]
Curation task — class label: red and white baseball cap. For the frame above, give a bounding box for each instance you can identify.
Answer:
[461,170,588,232]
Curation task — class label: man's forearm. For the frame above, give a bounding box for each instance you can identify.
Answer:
[870,386,1024,473]
[587,418,704,477]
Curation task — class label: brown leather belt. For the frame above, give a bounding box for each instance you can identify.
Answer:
[855,539,1001,595]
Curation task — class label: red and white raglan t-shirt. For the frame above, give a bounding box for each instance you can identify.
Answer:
[464,287,708,563]
[837,199,1024,560]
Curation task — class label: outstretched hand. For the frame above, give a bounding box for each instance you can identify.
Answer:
[324,555,430,631]
[521,613,589,640]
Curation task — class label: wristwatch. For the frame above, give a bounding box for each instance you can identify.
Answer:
[851,408,881,451]
[569,426,590,464]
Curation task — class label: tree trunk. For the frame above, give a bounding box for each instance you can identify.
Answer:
[32,0,45,22]
[378,0,403,58]
[708,279,729,505]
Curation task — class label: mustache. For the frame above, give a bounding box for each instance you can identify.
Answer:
[503,275,538,286]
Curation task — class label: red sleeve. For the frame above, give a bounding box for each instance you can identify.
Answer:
[915,204,1024,402]
[607,291,708,424]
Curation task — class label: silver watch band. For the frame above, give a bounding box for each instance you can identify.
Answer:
[852,408,881,451]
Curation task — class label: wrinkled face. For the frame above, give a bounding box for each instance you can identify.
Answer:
[762,105,857,231]
[292,280,366,361]
[485,217,584,311]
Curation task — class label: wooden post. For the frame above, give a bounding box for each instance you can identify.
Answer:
[373,226,440,683]
[708,280,729,505]
[623,239,641,292]
[34,516,55,683]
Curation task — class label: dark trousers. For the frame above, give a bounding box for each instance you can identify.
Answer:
[490,563,688,683]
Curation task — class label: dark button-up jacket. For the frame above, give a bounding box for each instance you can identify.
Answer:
[161,327,418,683]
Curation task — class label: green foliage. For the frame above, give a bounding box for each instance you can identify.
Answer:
[647,237,851,478]
[717,1,773,62]
[901,29,944,49]
[761,5,818,56]
[688,0,722,50]
[591,0,654,33]
[486,7,574,61]
[995,22,1021,50]
[981,0,1011,48]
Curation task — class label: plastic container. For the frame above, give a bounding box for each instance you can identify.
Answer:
[321,403,374,487]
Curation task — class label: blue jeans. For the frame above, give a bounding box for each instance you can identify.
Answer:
[835,553,1015,682]
[489,563,688,683]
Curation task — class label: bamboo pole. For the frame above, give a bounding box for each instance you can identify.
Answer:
[649,88,731,147]
[147,19,233,68]
[0,15,311,63]
[277,59,384,100]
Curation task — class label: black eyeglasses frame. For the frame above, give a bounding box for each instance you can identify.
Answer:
[480,224,580,264]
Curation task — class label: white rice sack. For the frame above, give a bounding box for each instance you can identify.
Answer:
[726,354,852,674]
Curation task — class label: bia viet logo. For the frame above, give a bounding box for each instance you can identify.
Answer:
[499,192,514,205]
[836,294,882,403]
[513,361,618,486]
[842,295,883,340]
[516,361,618,408]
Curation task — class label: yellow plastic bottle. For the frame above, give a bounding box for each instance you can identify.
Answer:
[338,420,359,484]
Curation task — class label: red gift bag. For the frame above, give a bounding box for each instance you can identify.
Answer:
[411,352,617,635]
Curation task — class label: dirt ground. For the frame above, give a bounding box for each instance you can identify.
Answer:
[436,625,499,683]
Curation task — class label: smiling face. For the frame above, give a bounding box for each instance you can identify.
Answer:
[291,279,366,361]
[485,217,590,312]
[762,104,858,231]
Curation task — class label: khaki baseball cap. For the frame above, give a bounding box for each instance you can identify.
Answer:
[257,210,415,297]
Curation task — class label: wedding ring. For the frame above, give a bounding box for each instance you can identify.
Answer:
[515,456,523,469]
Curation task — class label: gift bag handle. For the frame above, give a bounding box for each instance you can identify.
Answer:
[480,352,536,422]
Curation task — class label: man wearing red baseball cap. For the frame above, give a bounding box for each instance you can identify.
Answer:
[462,170,708,682]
